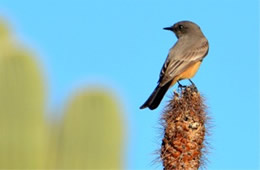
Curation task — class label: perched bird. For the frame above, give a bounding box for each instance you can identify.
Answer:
[140,21,209,110]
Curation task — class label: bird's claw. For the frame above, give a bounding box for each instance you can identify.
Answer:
[188,79,198,92]
[177,81,186,89]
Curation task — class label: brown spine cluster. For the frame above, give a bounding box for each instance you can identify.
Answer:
[160,85,207,170]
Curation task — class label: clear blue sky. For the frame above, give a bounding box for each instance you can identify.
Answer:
[0,0,259,169]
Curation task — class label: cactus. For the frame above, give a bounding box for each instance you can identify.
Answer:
[0,20,47,168]
[160,86,208,170]
[55,88,124,169]
[0,19,125,169]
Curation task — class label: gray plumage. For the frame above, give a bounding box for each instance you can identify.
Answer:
[140,21,209,110]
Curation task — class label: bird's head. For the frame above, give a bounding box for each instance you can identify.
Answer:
[163,21,202,39]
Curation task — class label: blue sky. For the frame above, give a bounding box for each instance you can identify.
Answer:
[0,0,259,169]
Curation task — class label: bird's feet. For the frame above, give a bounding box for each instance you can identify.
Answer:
[188,79,195,86]
[178,80,198,92]
[177,81,186,89]
[188,79,198,92]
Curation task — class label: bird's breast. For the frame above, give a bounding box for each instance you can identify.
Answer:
[170,61,202,86]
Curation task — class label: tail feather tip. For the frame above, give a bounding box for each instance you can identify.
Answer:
[139,104,147,109]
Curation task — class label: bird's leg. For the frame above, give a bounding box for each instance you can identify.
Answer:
[188,79,195,86]
[188,79,198,92]
[177,81,186,89]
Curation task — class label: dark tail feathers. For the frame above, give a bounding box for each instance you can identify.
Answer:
[140,81,172,110]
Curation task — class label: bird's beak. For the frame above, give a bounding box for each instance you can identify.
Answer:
[163,26,174,31]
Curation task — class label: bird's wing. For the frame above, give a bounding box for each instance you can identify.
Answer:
[159,40,209,86]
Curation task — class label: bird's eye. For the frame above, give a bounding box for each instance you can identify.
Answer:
[178,25,184,30]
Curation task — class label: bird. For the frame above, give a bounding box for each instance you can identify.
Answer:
[140,21,209,110]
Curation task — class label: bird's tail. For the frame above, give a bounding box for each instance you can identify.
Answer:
[140,81,172,110]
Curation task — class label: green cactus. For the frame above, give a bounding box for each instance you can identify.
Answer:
[56,88,124,169]
[0,20,47,168]
[0,19,125,169]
